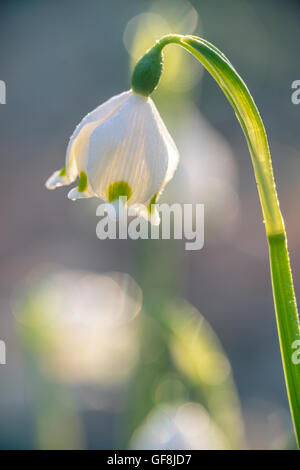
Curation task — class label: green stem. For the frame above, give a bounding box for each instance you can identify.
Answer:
[269,233,300,442]
[151,34,300,445]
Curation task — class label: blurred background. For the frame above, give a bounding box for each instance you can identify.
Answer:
[0,0,299,450]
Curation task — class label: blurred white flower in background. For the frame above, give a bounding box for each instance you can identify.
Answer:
[130,402,230,450]
[14,270,142,384]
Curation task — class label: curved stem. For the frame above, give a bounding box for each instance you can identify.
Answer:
[155,34,300,445]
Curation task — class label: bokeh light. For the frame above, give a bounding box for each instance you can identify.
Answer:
[13,269,142,384]
[130,402,229,450]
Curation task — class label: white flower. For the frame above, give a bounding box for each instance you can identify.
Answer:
[46,90,179,224]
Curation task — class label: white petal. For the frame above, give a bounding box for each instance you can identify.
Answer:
[45,170,71,189]
[67,185,94,201]
[149,99,179,186]
[65,90,133,182]
[87,93,179,205]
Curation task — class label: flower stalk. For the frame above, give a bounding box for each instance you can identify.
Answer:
[132,34,300,445]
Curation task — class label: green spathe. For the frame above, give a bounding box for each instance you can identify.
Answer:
[131,45,163,96]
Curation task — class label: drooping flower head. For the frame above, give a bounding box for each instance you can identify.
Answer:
[46,88,179,224]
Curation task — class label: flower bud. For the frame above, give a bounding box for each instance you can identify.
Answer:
[131,45,163,97]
